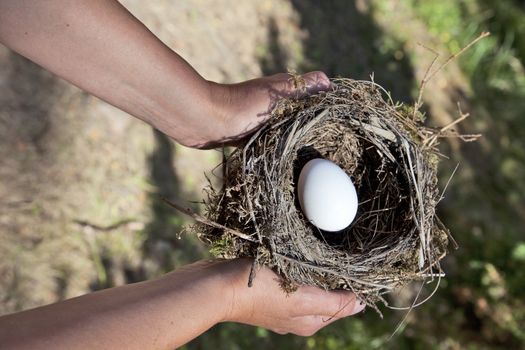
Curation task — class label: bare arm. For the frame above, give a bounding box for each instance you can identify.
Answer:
[0,0,329,148]
[0,259,365,349]
[0,260,230,350]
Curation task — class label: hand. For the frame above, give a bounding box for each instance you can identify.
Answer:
[196,71,331,149]
[0,257,364,349]
[220,259,365,336]
[0,1,330,150]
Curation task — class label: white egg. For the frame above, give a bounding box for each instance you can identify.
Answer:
[298,158,358,232]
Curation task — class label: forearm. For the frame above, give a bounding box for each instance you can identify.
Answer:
[0,0,221,146]
[0,0,331,148]
[0,260,231,350]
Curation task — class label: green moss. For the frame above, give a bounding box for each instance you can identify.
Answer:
[209,235,233,257]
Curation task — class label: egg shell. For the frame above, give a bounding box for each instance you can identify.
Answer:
[297,158,358,232]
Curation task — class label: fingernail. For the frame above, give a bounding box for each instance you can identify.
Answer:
[303,71,331,93]
[352,299,366,314]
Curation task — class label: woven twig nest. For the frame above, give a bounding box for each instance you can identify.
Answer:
[192,78,459,308]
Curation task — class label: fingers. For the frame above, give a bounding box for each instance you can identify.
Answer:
[283,71,331,98]
[267,71,331,99]
[223,262,365,337]
[294,313,353,337]
[270,316,325,337]
[282,290,365,337]
[325,290,366,318]
[281,311,361,337]
[293,285,365,318]
[301,71,331,95]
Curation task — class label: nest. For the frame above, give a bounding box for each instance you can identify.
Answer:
[190,78,459,309]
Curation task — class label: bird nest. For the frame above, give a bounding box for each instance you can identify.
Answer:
[175,78,466,310]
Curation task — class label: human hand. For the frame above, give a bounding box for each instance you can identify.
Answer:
[194,71,331,148]
[219,258,365,336]
[0,0,330,150]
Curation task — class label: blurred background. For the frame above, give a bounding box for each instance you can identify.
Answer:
[0,0,524,349]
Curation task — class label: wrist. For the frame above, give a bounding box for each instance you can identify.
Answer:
[170,259,249,324]
[156,260,232,327]
[213,259,254,323]
[158,80,232,148]
[205,81,236,144]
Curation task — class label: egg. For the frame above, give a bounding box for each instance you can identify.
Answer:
[297,158,358,232]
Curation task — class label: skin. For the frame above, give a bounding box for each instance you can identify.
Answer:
[0,0,330,148]
[0,1,364,348]
[0,260,365,350]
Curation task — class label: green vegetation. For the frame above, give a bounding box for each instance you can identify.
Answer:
[407,0,525,347]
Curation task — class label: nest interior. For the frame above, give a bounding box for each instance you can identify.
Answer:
[197,78,451,306]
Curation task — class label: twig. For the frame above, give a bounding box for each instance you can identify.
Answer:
[248,251,259,287]
[413,32,490,120]
[439,162,460,203]
[387,272,442,311]
[427,32,490,83]
[424,102,482,148]
[274,252,392,290]
[388,280,426,339]
[161,197,257,243]
[74,218,139,232]
[413,43,440,119]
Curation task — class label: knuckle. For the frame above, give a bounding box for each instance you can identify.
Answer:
[293,316,323,337]
[306,70,322,76]
[273,328,289,335]
[315,70,329,80]
[303,71,330,90]
[295,327,318,337]
[311,70,328,79]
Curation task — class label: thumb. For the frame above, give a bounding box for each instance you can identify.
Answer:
[297,71,332,96]
[314,289,366,318]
